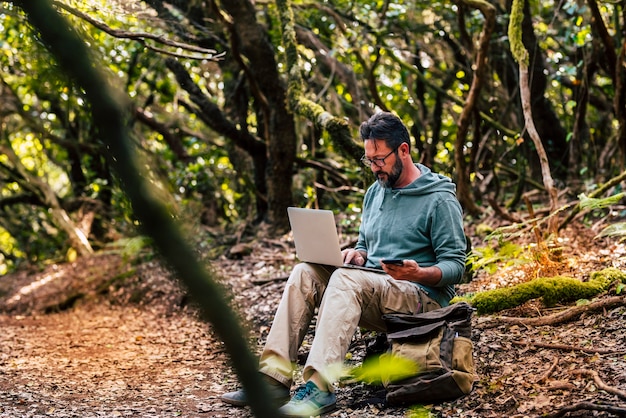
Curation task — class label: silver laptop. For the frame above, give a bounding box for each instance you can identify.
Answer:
[287,207,385,273]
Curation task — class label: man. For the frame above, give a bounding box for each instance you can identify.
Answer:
[221,111,467,417]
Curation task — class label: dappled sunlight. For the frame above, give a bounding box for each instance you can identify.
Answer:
[6,270,64,305]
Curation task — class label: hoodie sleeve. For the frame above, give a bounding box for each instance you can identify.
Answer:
[354,185,376,255]
[430,196,467,286]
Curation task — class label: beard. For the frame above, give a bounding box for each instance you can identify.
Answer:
[377,157,404,189]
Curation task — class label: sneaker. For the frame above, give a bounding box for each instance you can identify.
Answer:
[278,381,337,417]
[220,376,290,407]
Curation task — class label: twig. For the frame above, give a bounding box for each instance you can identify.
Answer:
[573,369,626,400]
[559,168,626,231]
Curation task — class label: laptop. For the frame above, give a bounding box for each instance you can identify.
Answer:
[287,207,385,273]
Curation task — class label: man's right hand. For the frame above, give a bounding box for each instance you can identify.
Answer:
[342,249,366,266]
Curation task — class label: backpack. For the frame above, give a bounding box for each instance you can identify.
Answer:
[380,302,476,405]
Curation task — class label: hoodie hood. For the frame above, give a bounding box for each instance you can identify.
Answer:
[387,163,456,197]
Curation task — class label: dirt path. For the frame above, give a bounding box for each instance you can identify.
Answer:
[0,302,411,418]
[0,304,236,417]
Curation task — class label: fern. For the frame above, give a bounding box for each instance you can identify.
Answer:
[578,192,625,210]
[466,242,531,275]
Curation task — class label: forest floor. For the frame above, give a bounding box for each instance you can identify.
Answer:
[0,220,625,418]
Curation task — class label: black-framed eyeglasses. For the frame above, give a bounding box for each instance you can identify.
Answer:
[360,146,399,167]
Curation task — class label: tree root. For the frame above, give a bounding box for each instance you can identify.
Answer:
[573,369,626,400]
[474,295,626,329]
[511,339,626,355]
[536,356,559,384]
[543,369,626,417]
[534,362,626,416]
[545,401,626,417]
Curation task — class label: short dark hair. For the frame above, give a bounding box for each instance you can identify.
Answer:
[359,112,411,151]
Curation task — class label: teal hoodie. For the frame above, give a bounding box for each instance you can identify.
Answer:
[354,164,466,307]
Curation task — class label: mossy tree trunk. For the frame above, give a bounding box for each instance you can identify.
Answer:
[508,0,559,234]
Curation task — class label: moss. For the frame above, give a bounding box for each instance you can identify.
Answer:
[450,294,474,305]
[467,267,626,314]
[589,267,626,285]
[508,0,528,65]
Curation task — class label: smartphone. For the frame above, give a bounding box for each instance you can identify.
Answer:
[381,259,404,265]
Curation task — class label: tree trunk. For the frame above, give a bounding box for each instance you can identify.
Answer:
[454,0,495,217]
[221,0,296,233]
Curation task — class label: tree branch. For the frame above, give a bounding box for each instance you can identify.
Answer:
[0,142,93,256]
[15,1,278,416]
[586,0,617,80]
[559,169,626,230]
[134,107,192,163]
[164,59,266,155]
[276,0,364,163]
[0,193,43,209]
[52,0,221,60]
[386,51,518,138]
[509,0,559,233]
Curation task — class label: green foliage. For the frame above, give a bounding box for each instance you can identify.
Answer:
[0,227,23,274]
[347,353,419,386]
[466,241,530,275]
[465,267,626,314]
[579,192,626,211]
[407,405,437,418]
[595,222,626,240]
[577,192,626,240]
[104,236,152,261]
[0,1,249,271]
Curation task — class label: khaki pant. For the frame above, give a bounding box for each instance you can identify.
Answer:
[258,263,440,389]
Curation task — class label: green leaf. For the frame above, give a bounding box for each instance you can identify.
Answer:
[349,354,419,385]
[579,193,625,210]
[595,222,626,239]
[407,405,435,418]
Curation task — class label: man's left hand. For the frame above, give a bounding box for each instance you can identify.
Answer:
[381,259,418,280]
[382,260,442,286]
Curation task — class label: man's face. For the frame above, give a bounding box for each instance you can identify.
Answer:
[363,140,403,189]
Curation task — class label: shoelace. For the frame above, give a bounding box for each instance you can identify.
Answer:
[292,382,316,401]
